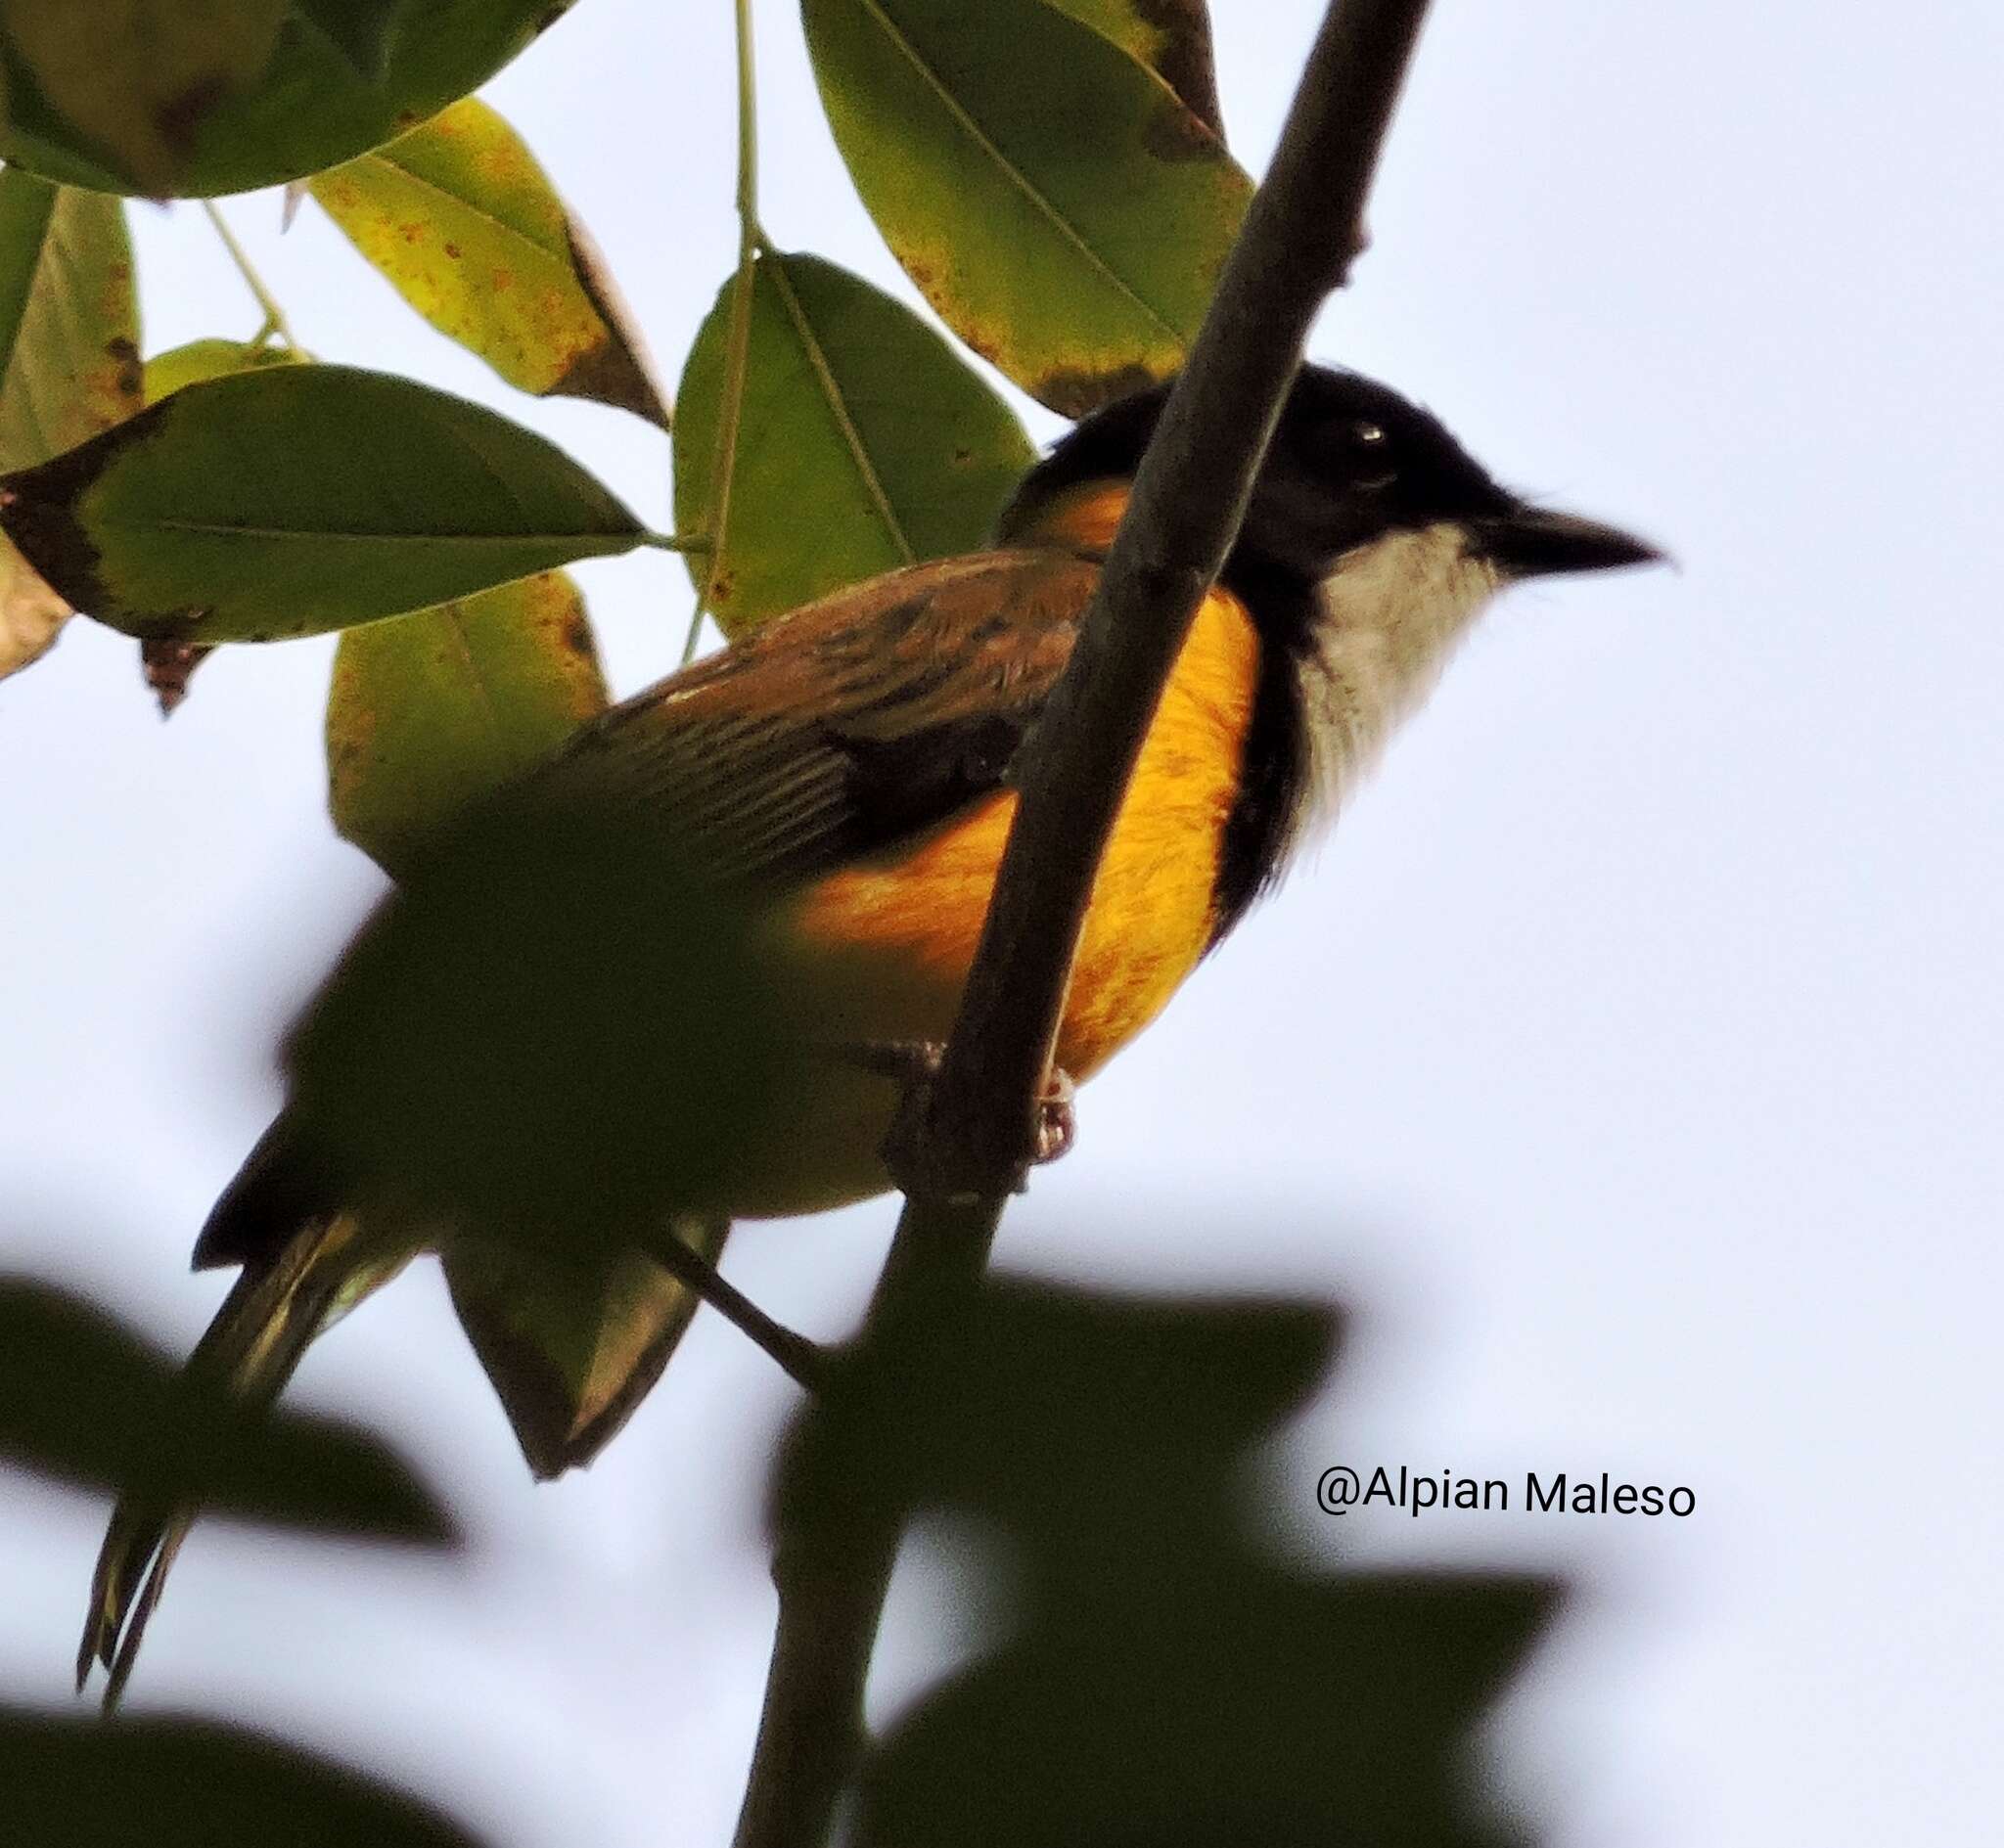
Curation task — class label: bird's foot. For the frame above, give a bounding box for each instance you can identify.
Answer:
[842,1040,1078,1197]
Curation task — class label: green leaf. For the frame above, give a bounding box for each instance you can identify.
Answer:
[0,1,573,198]
[444,1222,726,1480]
[294,0,404,75]
[327,568,609,879]
[1045,0,1224,140]
[0,0,289,196]
[674,248,1035,636]
[0,364,649,644]
[0,171,142,470]
[800,0,1250,416]
[309,97,669,427]
[142,336,305,405]
[3,1709,489,1848]
[0,1275,456,1543]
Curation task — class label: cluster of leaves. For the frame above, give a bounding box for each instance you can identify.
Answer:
[0,0,1252,1498]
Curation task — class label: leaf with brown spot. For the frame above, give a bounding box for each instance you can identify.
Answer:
[0,0,573,198]
[0,167,140,679]
[308,97,668,427]
[1045,0,1224,141]
[0,0,288,195]
[674,248,1033,637]
[801,0,1250,416]
[327,568,609,879]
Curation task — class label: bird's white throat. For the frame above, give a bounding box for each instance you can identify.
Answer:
[1298,519,1503,821]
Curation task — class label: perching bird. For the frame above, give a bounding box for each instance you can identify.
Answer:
[78,363,1660,1701]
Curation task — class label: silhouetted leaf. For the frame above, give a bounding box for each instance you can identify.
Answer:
[674,248,1033,636]
[309,98,669,426]
[0,1,574,198]
[327,569,609,879]
[801,0,1250,415]
[0,1274,455,1544]
[445,1219,727,1479]
[775,1280,1565,1847]
[1,1708,488,1847]
[0,365,647,643]
[284,795,790,1259]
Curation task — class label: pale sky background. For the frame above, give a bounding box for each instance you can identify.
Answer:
[4,1,2001,1842]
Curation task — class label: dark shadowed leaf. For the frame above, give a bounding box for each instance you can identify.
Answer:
[774,1279,1565,1847]
[445,1218,727,1479]
[285,796,789,1260]
[295,0,405,75]
[1,1709,488,1848]
[800,0,1250,415]
[327,569,609,879]
[0,1274,455,1543]
[309,98,670,426]
[673,248,1033,636]
[1046,0,1224,139]
[0,1,575,198]
[0,0,288,195]
[0,364,647,643]
[0,168,140,677]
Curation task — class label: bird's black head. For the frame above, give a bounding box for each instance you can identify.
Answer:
[997,363,1661,596]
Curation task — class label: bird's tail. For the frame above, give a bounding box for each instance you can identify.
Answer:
[75,1209,399,1708]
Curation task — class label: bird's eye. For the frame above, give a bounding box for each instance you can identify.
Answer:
[1348,420,1396,489]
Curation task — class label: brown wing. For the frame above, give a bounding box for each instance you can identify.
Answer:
[540,549,1098,891]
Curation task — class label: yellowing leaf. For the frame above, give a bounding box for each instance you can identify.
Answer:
[327,570,609,879]
[0,532,67,677]
[310,98,668,428]
[141,336,304,405]
[0,168,139,678]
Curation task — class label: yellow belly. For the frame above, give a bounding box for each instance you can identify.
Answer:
[713,587,1262,1217]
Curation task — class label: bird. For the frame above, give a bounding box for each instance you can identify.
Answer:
[77,362,1661,1702]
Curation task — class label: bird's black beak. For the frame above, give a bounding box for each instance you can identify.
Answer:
[1471,504,1664,578]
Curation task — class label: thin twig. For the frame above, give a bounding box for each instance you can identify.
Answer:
[692,0,762,659]
[641,1224,827,1393]
[201,202,298,349]
[728,5,1435,1845]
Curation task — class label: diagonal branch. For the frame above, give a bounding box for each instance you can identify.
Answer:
[731,5,1435,1845]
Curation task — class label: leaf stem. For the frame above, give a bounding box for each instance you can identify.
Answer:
[694,0,762,649]
[201,202,298,350]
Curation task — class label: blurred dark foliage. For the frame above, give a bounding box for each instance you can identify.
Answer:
[282,789,789,1259]
[0,1709,488,1847]
[0,1273,455,1544]
[782,1279,1563,1848]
